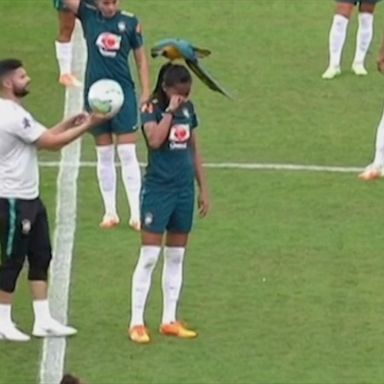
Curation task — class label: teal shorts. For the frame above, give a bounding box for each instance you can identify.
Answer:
[140,184,195,234]
[85,87,139,137]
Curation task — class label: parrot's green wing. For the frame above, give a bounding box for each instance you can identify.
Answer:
[186,59,232,99]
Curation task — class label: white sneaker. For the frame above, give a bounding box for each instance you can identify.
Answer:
[32,319,77,337]
[322,66,341,79]
[352,62,368,76]
[358,164,384,181]
[0,324,30,342]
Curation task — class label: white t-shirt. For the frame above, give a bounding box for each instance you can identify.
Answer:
[0,98,47,199]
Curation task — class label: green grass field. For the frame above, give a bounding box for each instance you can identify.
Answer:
[2,0,384,383]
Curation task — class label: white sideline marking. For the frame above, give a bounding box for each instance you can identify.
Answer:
[39,161,365,174]
[39,22,86,384]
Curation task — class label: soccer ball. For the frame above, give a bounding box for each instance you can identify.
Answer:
[87,79,124,116]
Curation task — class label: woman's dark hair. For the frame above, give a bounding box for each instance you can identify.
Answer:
[151,62,192,109]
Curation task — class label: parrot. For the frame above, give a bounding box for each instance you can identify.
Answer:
[151,38,232,99]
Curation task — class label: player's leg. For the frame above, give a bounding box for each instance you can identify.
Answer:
[54,1,81,87]
[160,188,197,339]
[0,199,30,341]
[352,1,377,75]
[93,128,119,228]
[359,105,384,180]
[114,94,141,230]
[323,0,355,79]
[27,199,77,337]
[129,187,173,343]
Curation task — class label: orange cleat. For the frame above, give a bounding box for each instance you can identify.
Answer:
[129,218,141,232]
[159,321,197,339]
[129,325,150,344]
[99,214,120,229]
[358,168,382,181]
[59,73,82,88]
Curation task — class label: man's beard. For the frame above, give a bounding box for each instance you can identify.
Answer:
[14,88,29,98]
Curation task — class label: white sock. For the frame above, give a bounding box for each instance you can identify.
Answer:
[55,41,72,76]
[0,304,12,327]
[328,14,349,68]
[130,246,161,327]
[161,247,185,324]
[32,300,52,325]
[372,108,384,167]
[117,144,141,222]
[353,13,374,65]
[96,145,117,217]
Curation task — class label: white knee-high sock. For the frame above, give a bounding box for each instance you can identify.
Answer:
[161,247,185,324]
[353,13,374,65]
[353,13,373,64]
[130,246,161,327]
[96,145,117,217]
[117,144,141,222]
[328,14,349,68]
[55,41,72,76]
[372,108,384,167]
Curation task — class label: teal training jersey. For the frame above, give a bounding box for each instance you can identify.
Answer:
[141,100,199,189]
[77,1,143,90]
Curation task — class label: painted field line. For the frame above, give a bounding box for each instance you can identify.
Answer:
[39,161,364,174]
[39,21,86,384]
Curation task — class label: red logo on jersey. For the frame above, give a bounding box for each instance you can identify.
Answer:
[169,124,190,144]
[96,33,122,57]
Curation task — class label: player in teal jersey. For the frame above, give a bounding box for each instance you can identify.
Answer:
[53,0,95,87]
[64,0,151,230]
[359,33,384,180]
[322,0,382,79]
[128,63,209,344]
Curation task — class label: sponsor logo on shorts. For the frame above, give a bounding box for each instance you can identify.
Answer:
[144,212,153,226]
[21,219,31,235]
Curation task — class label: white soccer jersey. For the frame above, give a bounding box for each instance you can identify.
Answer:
[0,98,46,199]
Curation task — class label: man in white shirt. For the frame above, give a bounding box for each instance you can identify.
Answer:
[0,58,105,341]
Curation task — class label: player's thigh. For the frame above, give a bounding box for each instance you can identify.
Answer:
[166,187,195,236]
[141,185,177,235]
[335,0,356,17]
[0,199,33,268]
[359,0,379,12]
[111,90,139,136]
[27,200,52,267]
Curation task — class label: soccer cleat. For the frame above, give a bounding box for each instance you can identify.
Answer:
[159,321,198,339]
[32,319,77,337]
[352,62,368,76]
[99,214,120,229]
[59,74,82,88]
[322,66,341,79]
[358,166,383,181]
[129,325,150,344]
[129,218,141,232]
[0,324,30,342]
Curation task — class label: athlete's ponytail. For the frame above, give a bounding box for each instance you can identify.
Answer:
[151,62,173,109]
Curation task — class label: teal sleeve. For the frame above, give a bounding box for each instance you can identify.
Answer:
[189,102,198,129]
[77,0,95,20]
[140,104,159,125]
[128,17,144,50]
